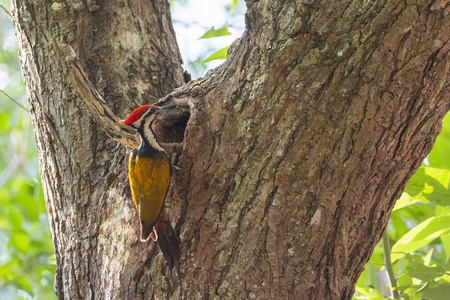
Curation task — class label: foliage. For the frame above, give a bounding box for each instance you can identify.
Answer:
[0,1,55,299]
[198,25,232,65]
[354,114,450,300]
[199,46,230,64]
[229,0,240,12]
[172,0,245,78]
[198,26,231,40]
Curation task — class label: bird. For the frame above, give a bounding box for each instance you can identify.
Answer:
[123,104,180,275]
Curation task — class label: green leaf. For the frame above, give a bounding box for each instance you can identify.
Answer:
[0,263,12,277]
[406,253,426,266]
[423,249,433,266]
[428,114,450,169]
[423,284,450,300]
[199,46,230,64]
[198,26,231,39]
[230,0,239,11]
[436,205,450,216]
[10,232,30,254]
[440,233,450,262]
[354,286,370,297]
[408,264,445,281]
[391,216,450,261]
[404,167,450,206]
[367,289,386,300]
[355,262,383,295]
[400,285,424,300]
[393,192,422,211]
[8,206,23,230]
[354,286,386,300]
[389,214,409,241]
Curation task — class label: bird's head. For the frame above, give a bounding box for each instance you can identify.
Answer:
[123,105,160,129]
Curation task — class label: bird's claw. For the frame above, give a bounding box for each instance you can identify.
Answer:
[171,152,182,171]
[150,226,158,242]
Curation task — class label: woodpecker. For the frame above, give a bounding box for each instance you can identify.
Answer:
[123,104,180,275]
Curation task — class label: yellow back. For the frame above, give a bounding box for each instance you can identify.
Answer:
[129,152,171,229]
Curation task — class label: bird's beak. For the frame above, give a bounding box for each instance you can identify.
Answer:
[158,104,176,112]
[158,105,168,112]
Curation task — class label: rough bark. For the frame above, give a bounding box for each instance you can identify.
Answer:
[12,0,449,300]
[12,0,184,299]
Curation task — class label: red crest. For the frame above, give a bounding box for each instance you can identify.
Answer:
[124,105,159,125]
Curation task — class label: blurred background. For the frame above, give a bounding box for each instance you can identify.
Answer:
[0,0,55,299]
[0,0,449,299]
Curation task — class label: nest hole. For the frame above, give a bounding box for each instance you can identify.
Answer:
[154,104,190,144]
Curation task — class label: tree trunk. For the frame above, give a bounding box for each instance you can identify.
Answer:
[12,0,449,299]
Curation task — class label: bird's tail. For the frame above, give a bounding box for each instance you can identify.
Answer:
[154,219,181,277]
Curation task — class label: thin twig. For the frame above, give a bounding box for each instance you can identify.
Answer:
[0,89,29,112]
[382,229,400,299]
[0,5,11,17]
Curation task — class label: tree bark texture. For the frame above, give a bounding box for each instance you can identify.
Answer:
[12,0,449,299]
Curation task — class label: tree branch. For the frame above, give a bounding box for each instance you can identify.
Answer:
[55,40,139,148]
[382,229,400,299]
[54,40,191,149]
[0,89,29,112]
[0,5,10,17]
